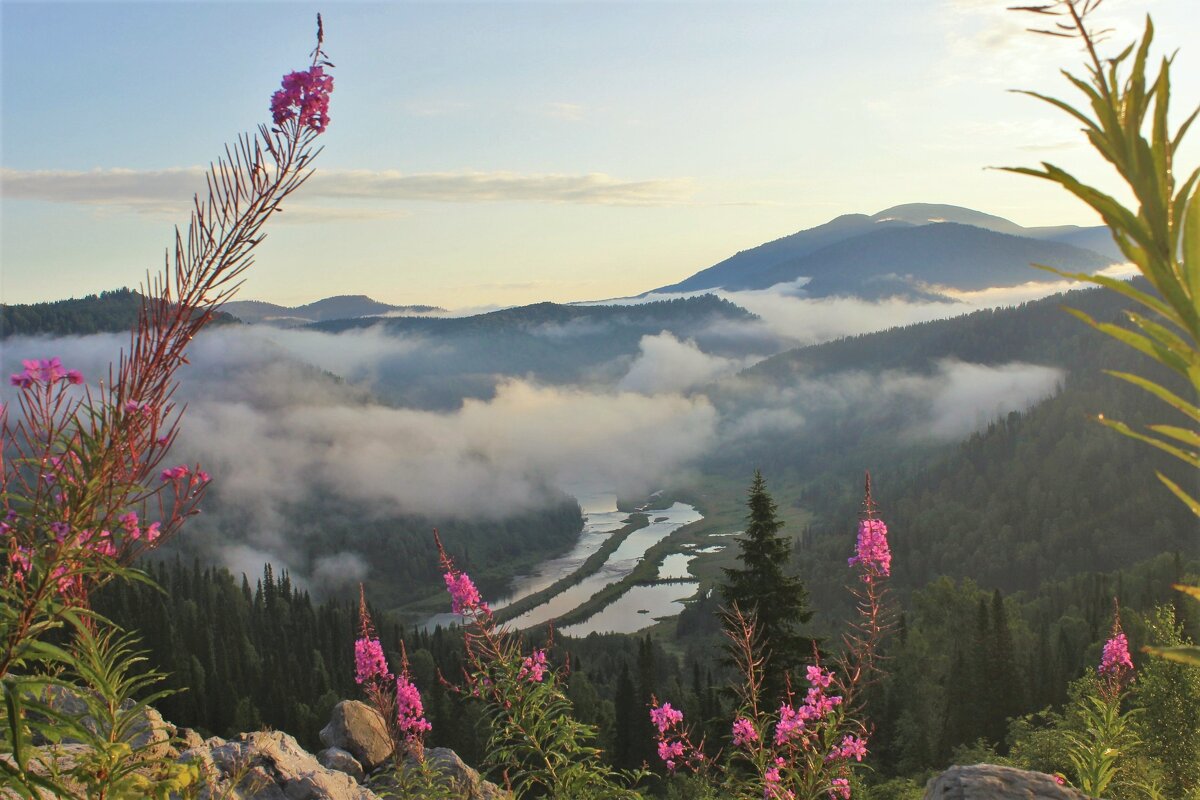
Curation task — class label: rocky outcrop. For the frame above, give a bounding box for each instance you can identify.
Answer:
[11,694,507,800]
[924,764,1096,799]
[176,700,510,799]
[33,685,174,760]
[319,701,394,772]
[180,730,379,800]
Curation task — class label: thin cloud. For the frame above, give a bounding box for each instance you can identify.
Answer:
[1,166,695,212]
[308,169,694,205]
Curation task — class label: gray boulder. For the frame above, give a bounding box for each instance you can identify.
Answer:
[317,747,365,783]
[319,701,394,772]
[924,764,1096,799]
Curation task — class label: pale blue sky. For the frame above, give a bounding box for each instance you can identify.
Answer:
[2,0,1197,308]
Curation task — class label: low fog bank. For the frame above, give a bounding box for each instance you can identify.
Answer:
[1,330,716,591]
[0,277,1079,592]
[711,359,1064,446]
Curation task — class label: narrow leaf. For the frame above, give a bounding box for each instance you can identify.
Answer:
[1103,370,1200,422]
[1156,472,1200,517]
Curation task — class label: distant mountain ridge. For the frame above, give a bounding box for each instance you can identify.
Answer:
[313,294,757,409]
[652,202,1120,297]
[223,294,441,326]
[0,288,238,338]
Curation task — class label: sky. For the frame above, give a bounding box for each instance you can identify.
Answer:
[2,0,1198,310]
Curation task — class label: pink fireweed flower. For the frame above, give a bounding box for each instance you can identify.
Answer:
[836,735,868,762]
[10,358,82,388]
[764,758,796,799]
[1098,605,1134,698]
[649,702,684,734]
[271,66,334,132]
[444,570,487,615]
[732,716,758,747]
[829,777,851,799]
[775,703,805,745]
[354,637,391,685]
[395,673,432,741]
[519,648,548,683]
[800,685,842,721]
[1099,632,1133,676]
[161,465,190,482]
[657,739,685,771]
[9,546,33,583]
[848,518,890,580]
[143,522,161,544]
[806,664,834,689]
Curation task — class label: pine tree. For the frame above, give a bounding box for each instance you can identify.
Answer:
[720,470,814,703]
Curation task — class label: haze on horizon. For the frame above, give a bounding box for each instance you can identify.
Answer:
[2,0,1198,310]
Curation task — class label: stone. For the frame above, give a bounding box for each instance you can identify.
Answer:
[190,730,380,800]
[178,727,206,751]
[924,764,1097,799]
[31,685,172,760]
[319,701,394,772]
[317,747,365,783]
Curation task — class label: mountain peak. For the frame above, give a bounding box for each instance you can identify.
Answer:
[869,203,1025,235]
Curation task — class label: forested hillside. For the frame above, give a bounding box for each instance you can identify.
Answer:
[0,288,238,337]
[311,294,758,408]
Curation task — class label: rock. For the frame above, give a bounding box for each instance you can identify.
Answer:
[319,701,394,772]
[32,685,172,760]
[317,747,365,783]
[188,730,380,800]
[425,748,484,798]
[179,727,206,751]
[924,764,1096,799]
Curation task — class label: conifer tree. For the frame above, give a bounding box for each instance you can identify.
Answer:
[720,470,814,702]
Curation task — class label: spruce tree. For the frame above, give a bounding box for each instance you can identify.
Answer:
[720,470,814,702]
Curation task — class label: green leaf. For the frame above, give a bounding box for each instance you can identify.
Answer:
[1144,644,1200,666]
[1065,308,1191,373]
[1157,472,1200,517]
[1175,584,1200,601]
[1097,417,1199,466]
[1146,424,1200,448]
[3,678,27,772]
[1103,370,1200,423]
[1036,264,1177,321]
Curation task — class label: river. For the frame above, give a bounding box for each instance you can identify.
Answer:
[422,492,704,634]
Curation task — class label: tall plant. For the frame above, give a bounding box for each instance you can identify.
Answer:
[1,17,334,798]
[1009,0,1199,665]
[650,476,892,800]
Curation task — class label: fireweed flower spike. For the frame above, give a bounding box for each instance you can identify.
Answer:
[1098,601,1134,698]
[848,518,890,580]
[434,529,489,616]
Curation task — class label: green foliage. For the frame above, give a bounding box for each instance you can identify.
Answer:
[720,471,814,703]
[1063,692,1138,798]
[1006,19,1199,501]
[1010,0,1200,713]
[1134,605,1200,799]
[1,616,200,799]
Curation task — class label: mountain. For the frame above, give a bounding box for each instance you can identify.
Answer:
[313,294,758,409]
[693,280,1195,602]
[223,294,440,326]
[651,203,1119,297]
[0,288,238,338]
